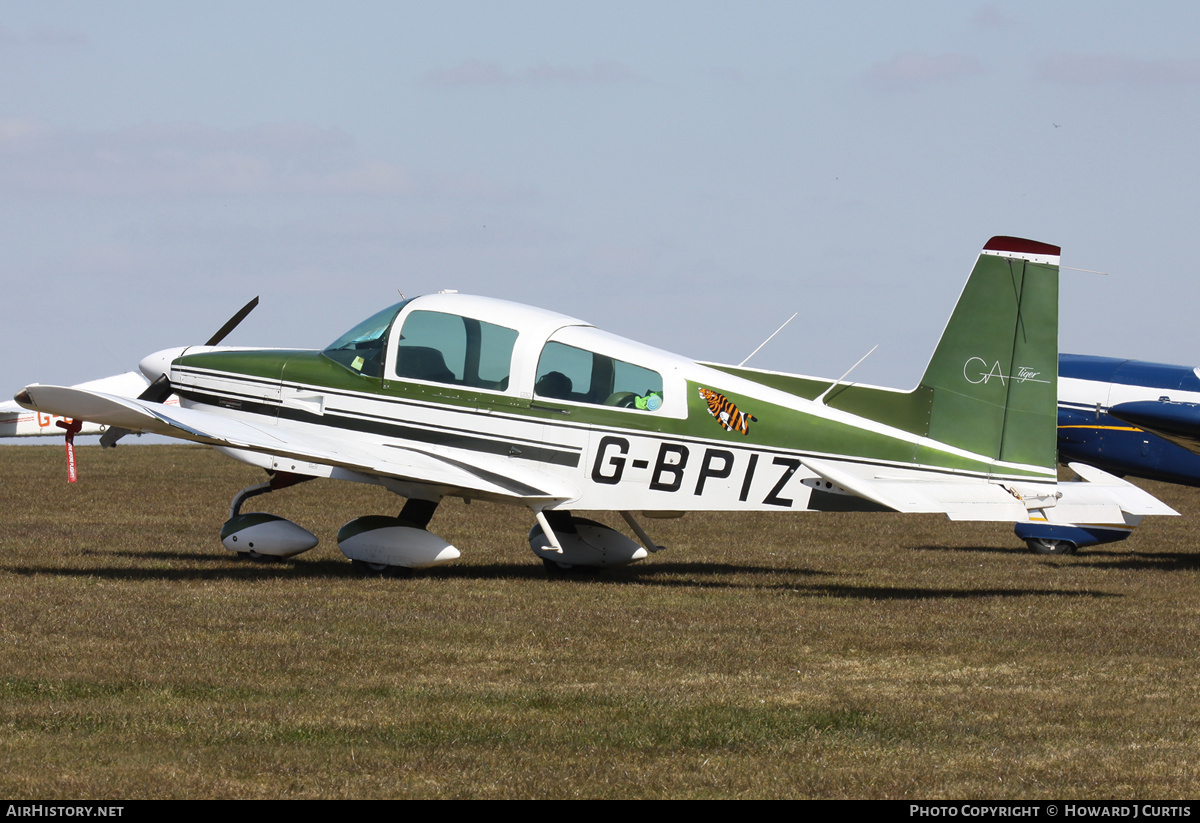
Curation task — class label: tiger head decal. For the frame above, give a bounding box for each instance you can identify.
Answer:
[698,387,757,435]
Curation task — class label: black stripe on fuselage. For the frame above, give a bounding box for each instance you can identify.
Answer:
[174,371,1048,486]
[173,366,581,452]
[175,387,582,468]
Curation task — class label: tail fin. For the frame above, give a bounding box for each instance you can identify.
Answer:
[918,236,1060,470]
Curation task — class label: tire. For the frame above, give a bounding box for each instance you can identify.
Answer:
[351,559,413,578]
[1026,537,1077,555]
[542,557,601,578]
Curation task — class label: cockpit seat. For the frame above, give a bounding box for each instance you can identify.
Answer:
[395,346,456,383]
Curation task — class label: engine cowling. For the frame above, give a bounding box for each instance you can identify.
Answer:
[337,516,460,569]
[220,513,319,557]
[529,517,648,568]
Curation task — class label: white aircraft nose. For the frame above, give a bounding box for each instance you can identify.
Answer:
[138,347,189,381]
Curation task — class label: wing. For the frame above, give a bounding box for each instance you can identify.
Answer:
[0,371,152,437]
[1109,400,1200,456]
[15,384,577,504]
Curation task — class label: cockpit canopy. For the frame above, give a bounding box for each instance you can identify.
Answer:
[321,294,673,415]
[534,340,663,410]
[394,310,519,390]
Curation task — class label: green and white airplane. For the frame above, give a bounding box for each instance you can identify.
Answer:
[12,236,1174,571]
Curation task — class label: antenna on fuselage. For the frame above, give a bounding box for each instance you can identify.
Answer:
[739,312,798,367]
[815,344,879,406]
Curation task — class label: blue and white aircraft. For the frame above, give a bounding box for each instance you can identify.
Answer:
[1058,354,1200,488]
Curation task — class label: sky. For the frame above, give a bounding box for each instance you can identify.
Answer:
[3,1,1198,404]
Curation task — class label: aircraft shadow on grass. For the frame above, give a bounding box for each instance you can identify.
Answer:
[913,541,1200,575]
[1052,551,1200,573]
[910,544,1036,556]
[3,556,1120,600]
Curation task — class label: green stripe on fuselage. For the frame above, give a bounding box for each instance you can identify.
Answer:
[705,365,935,437]
[176,346,1049,480]
[683,380,1042,477]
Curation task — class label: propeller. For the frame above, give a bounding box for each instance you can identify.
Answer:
[99,296,259,449]
[204,295,260,348]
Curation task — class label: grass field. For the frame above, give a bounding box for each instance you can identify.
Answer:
[2,444,1199,798]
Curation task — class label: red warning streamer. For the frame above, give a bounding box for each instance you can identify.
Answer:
[55,419,84,483]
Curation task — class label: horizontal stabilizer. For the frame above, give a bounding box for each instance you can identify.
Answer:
[802,456,1033,520]
[798,456,1175,523]
[1066,462,1179,517]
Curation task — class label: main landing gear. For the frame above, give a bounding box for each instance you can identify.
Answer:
[220,476,458,573]
[1025,537,1077,556]
[221,473,318,559]
[1014,521,1132,555]
[338,497,459,574]
[529,509,664,574]
[220,477,662,576]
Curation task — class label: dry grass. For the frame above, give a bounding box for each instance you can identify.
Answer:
[2,444,1200,798]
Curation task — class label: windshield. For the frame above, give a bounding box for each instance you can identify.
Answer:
[322,300,408,376]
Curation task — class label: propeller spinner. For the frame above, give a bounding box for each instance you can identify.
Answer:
[99,296,259,448]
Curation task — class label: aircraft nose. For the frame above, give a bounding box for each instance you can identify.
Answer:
[138,347,189,381]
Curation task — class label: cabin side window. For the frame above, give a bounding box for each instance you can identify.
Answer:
[534,341,663,410]
[393,310,518,391]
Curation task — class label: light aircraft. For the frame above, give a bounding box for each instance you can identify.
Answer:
[1058,354,1200,487]
[0,298,256,479]
[11,237,1175,569]
[0,371,151,438]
